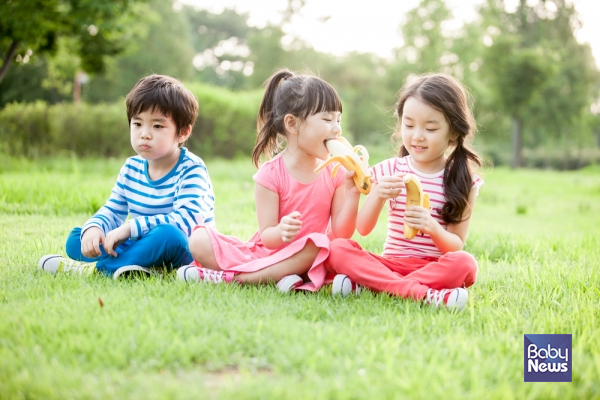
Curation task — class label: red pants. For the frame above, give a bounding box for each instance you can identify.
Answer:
[324,239,478,300]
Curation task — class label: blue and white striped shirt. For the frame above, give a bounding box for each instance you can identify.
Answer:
[82,147,215,239]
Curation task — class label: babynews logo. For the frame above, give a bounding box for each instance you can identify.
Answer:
[524,334,572,382]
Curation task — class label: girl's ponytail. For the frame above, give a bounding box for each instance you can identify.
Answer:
[442,137,482,224]
[252,69,295,168]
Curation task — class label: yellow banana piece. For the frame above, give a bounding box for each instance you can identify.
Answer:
[314,137,373,194]
[403,174,431,240]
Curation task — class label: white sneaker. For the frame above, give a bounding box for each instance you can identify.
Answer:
[276,274,303,293]
[38,254,96,275]
[332,274,362,296]
[177,265,235,283]
[425,288,468,312]
[112,265,154,280]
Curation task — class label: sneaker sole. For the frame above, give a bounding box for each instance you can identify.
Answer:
[113,265,152,280]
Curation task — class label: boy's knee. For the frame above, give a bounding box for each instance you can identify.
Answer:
[65,227,83,259]
[148,224,186,244]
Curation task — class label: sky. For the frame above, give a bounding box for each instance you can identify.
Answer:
[179,0,600,67]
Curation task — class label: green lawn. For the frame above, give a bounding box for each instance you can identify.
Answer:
[1,155,599,399]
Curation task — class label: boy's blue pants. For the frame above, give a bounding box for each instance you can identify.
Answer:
[65,224,194,276]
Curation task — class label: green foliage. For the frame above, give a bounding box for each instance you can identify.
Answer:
[48,102,131,157]
[0,101,51,157]
[85,0,196,103]
[484,36,555,117]
[184,7,256,89]
[0,83,261,159]
[474,0,599,165]
[0,0,147,82]
[2,0,600,167]
[0,57,59,107]
[0,161,599,398]
[188,82,262,158]
[0,101,129,158]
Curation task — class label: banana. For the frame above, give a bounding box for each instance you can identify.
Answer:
[403,174,431,240]
[314,137,373,194]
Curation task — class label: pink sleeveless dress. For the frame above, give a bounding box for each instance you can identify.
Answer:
[194,154,345,291]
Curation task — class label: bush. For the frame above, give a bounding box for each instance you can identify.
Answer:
[49,102,131,157]
[187,82,261,158]
[0,83,262,159]
[0,101,51,157]
[481,143,600,170]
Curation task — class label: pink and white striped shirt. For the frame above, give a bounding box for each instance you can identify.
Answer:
[371,155,483,259]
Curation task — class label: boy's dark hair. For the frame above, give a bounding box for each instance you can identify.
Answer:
[252,68,342,168]
[395,73,483,225]
[126,74,198,147]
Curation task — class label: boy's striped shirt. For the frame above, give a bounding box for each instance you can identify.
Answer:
[371,155,483,259]
[82,147,215,239]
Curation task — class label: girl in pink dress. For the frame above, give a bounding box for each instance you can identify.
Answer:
[177,69,360,291]
[325,74,483,311]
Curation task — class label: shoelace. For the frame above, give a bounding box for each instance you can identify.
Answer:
[425,288,449,307]
[201,268,227,283]
[63,259,93,274]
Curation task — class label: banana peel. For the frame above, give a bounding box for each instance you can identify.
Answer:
[314,137,373,194]
[403,174,431,240]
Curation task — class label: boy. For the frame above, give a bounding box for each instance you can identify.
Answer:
[38,74,215,279]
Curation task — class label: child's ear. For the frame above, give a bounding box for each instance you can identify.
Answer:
[283,114,299,135]
[178,125,192,143]
[449,131,459,145]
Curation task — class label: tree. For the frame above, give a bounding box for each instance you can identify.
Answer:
[0,0,144,84]
[387,0,454,92]
[476,0,598,167]
[85,0,196,102]
[183,7,257,89]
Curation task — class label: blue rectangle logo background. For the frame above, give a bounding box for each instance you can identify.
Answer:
[524,334,572,382]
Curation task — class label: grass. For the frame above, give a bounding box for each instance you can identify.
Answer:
[1,154,599,399]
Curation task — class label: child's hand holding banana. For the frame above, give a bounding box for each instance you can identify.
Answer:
[314,137,373,194]
[402,174,431,240]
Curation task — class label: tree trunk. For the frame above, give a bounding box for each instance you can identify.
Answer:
[73,72,82,103]
[0,40,20,84]
[511,116,523,168]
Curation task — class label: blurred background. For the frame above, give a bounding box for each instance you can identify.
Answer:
[1,0,599,169]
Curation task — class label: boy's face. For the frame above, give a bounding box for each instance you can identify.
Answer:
[130,110,188,163]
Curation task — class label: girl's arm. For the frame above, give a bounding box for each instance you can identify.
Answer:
[356,175,406,236]
[404,187,478,253]
[330,171,361,238]
[255,183,302,249]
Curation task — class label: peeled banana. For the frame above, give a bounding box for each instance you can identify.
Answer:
[403,174,431,240]
[315,137,373,194]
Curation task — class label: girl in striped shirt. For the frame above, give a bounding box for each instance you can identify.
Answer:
[38,75,215,278]
[325,74,483,312]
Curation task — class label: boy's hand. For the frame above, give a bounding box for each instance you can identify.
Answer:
[376,174,405,199]
[81,227,105,258]
[278,211,302,243]
[104,224,131,257]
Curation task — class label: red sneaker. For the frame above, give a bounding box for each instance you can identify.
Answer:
[425,288,468,311]
[177,265,235,283]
